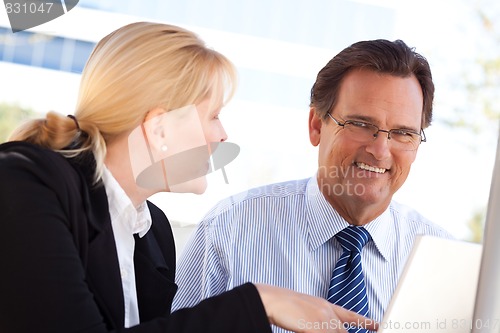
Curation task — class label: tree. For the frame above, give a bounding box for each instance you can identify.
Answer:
[0,103,37,143]
[462,0,500,243]
[467,208,485,243]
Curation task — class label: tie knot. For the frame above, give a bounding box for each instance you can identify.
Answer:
[335,226,371,253]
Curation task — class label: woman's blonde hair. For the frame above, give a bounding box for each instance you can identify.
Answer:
[9,21,237,183]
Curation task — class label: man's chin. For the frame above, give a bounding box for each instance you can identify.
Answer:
[350,186,393,207]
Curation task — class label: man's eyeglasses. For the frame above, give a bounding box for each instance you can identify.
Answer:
[327,113,426,151]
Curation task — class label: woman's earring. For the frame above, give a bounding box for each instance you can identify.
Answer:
[161,144,168,152]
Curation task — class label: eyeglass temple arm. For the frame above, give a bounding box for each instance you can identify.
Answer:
[420,129,427,142]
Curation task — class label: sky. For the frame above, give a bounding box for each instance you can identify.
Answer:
[1,0,499,245]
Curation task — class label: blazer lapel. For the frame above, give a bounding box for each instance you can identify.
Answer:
[85,182,125,329]
[134,227,178,321]
[70,154,125,329]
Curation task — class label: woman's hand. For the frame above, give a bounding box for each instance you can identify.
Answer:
[255,284,379,333]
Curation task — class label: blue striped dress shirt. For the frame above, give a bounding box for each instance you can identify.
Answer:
[172,176,452,332]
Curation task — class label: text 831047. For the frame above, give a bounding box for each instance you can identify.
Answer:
[5,2,53,14]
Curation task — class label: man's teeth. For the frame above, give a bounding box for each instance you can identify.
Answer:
[356,162,387,174]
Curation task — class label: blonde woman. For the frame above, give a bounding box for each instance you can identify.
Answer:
[0,22,377,333]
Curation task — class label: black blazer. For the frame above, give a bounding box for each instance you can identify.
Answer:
[0,141,271,333]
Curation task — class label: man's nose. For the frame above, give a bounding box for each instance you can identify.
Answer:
[366,131,391,160]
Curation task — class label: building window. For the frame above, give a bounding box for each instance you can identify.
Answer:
[0,27,94,73]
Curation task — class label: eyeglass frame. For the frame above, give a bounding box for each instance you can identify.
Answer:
[327,113,426,148]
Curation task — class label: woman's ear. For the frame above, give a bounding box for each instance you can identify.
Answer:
[143,107,168,153]
[144,107,165,122]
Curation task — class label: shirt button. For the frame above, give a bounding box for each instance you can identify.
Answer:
[120,269,128,279]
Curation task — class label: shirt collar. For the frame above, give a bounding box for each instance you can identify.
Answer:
[305,175,392,261]
[101,167,152,238]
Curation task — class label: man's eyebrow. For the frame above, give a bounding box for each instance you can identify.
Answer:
[343,114,375,122]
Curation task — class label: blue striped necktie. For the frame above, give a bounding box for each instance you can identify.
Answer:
[327,226,372,332]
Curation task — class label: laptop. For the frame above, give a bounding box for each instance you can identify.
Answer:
[377,236,482,333]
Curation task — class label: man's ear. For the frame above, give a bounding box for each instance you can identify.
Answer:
[309,107,322,147]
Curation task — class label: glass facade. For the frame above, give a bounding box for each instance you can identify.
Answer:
[1,0,394,80]
[77,0,393,49]
[0,27,94,73]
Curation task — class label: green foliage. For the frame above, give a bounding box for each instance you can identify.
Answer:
[467,207,486,243]
[460,2,499,242]
[445,4,500,134]
[0,103,36,143]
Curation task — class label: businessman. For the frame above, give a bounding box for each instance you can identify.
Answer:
[172,39,452,333]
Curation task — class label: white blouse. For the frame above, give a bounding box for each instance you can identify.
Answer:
[101,167,152,328]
